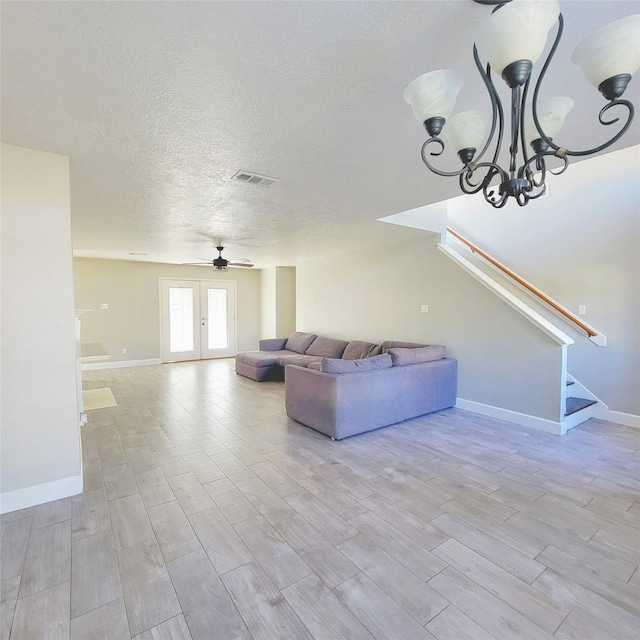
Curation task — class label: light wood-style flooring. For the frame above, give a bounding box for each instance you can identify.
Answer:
[2,358,639,639]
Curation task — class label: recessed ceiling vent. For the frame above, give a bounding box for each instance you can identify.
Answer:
[231,170,279,186]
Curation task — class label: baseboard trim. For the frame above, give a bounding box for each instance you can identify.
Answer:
[82,358,162,371]
[455,398,563,435]
[592,405,640,429]
[0,475,83,515]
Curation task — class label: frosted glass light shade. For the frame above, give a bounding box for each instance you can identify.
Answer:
[525,96,575,145]
[403,70,463,124]
[475,0,560,75]
[571,14,640,88]
[444,110,491,152]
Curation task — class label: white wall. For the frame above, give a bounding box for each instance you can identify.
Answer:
[296,233,565,423]
[1,144,81,512]
[447,145,640,416]
[73,258,262,361]
[260,267,277,339]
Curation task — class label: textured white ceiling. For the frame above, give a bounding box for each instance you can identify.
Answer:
[2,1,638,267]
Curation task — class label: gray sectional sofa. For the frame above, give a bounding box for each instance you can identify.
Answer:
[235,332,457,440]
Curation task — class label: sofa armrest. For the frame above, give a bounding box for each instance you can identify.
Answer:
[259,337,288,351]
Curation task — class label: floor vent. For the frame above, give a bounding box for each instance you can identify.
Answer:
[231,170,279,186]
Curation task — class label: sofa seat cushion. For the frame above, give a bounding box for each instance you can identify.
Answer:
[307,362,322,371]
[342,340,382,360]
[235,350,296,368]
[387,345,446,366]
[305,336,349,359]
[276,354,322,368]
[285,332,318,354]
[321,353,392,374]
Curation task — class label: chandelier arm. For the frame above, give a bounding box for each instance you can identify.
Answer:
[471,46,501,164]
[460,162,507,200]
[531,13,565,150]
[560,100,635,157]
[420,138,468,177]
[522,151,569,181]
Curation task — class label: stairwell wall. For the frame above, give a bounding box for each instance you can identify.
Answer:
[296,233,565,424]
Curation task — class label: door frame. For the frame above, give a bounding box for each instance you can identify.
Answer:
[159,277,237,363]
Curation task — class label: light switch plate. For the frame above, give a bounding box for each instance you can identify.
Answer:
[421,304,429,313]
[101,303,109,309]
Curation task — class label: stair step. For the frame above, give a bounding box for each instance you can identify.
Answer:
[565,397,597,417]
[566,380,575,386]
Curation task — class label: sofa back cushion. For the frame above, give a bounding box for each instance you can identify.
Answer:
[306,336,349,359]
[321,353,392,374]
[387,345,446,366]
[380,340,429,353]
[342,340,382,360]
[285,332,317,354]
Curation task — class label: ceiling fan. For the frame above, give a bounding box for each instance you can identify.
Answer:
[183,245,254,271]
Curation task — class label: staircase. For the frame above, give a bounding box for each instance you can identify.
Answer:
[562,377,600,433]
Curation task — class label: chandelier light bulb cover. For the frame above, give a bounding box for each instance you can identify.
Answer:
[405,0,639,207]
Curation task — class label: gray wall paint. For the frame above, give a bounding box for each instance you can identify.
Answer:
[73,259,262,360]
[296,234,564,421]
[447,145,640,415]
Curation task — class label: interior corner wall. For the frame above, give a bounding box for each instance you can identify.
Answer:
[296,234,564,422]
[260,266,296,340]
[73,259,262,361]
[275,267,296,337]
[260,267,277,339]
[1,143,81,511]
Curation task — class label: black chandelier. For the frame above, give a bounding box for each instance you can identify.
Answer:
[404,0,639,208]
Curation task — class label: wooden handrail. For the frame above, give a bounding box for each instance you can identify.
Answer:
[447,227,597,338]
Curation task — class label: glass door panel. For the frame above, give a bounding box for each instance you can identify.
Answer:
[169,287,194,353]
[201,282,235,359]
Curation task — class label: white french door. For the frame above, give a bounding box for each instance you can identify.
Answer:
[160,279,236,362]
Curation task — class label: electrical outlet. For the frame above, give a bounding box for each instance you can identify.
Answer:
[578,305,586,315]
[101,303,109,310]
[421,304,429,313]
[122,348,127,355]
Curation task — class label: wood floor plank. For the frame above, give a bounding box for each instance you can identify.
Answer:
[235,477,297,524]
[349,511,446,581]
[188,507,253,574]
[0,516,32,579]
[182,452,226,484]
[166,472,215,516]
[284,490,358,545]
[1,576,21,640]
[103,463,139,501]
[70,598,130,640]
[248,461,302,497]
[338,534,448,625]
[152,449,190,478]
[220,561,313,640]
[147,500,201,563]
[281,573,375,640]
[532,569,640,640]
[430,512,545,584]
[426,605,498,640]
[32,497,72,530]
[334,572,437,640]
[19,520,72,598]
[428,567,554,640]
[117,539,181,637]
[70,530,122,618]
[167,549,247,640]
[71,487,111,541]
[134,468,176,508]
[132,614,193,640]
[11,581,70,640]
[109,493,155,550]
[274,514,359,588]
[125,445,159,473]
[553,612,618,640]
[203,478,259,524]
[233,515,311,589]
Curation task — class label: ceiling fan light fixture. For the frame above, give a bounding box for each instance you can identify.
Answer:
[405,0,639,208]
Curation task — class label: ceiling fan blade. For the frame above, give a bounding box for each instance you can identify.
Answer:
[181,261,212,266]
[227,257,252,263]
[228,262,254,268]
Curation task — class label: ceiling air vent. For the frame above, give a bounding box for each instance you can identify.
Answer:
[231,170,279,186]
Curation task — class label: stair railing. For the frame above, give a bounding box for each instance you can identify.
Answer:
[447,227,605,346]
